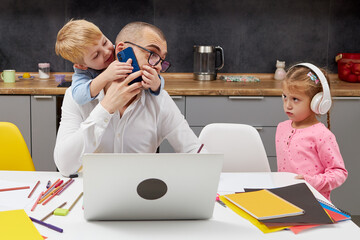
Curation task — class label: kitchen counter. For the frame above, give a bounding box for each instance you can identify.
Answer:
[0,72,359,96]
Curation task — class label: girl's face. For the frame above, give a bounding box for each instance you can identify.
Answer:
[282,82,318,128]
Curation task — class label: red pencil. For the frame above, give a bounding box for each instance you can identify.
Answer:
[31,191,44,211]
[0,186,30,192]
[28,180,40,198]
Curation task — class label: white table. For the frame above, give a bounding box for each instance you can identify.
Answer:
[1,171,359,240]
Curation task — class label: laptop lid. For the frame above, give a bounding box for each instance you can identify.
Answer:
[82,153,223,220]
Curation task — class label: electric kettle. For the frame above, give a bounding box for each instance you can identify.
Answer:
[193,45,224,80]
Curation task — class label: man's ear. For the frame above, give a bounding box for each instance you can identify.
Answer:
[115,42,126,55]
[74,64,88,70]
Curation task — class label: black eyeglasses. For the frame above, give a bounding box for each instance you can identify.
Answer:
[124,41,171,72]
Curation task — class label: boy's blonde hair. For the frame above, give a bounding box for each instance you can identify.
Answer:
[55,19,103,64]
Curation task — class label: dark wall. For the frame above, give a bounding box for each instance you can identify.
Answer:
[0,0,359,73]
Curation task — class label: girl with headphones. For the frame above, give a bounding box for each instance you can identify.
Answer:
[276,63,348,201]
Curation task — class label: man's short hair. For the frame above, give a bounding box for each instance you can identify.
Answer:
[55,19,103,64]
[115,22,166,45]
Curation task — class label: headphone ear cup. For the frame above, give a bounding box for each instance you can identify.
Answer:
[311,92,323,114]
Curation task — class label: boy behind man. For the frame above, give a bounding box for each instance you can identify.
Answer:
[55,19,163,105]
[54,22,201,177]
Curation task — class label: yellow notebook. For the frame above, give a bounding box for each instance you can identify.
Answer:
[0,209,43,240]
[224,189,304,220]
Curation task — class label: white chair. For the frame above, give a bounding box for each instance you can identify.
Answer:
[199,123,271,172]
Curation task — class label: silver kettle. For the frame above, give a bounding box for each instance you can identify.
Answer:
[193,45,224,80]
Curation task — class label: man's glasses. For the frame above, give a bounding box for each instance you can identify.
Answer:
[124,41,171,72]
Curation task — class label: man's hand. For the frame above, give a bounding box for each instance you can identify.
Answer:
[141,65,161,92]
[101,70,142,114]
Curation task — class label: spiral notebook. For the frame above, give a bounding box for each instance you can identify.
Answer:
[224,189,304,220]
[317,199,351,221]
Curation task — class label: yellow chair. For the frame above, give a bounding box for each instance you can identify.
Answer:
[0,122,35,171]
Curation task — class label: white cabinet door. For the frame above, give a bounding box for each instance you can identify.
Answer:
[0,95,31,153]
[31,96,57,171]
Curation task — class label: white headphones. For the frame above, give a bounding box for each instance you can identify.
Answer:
[293,63,332,115]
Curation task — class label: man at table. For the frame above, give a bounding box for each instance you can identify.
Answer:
[54,22,202,177]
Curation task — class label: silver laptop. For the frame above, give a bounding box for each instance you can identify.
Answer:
[82,153,223,220]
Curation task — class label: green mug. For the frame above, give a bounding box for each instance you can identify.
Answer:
[1,70,16,83]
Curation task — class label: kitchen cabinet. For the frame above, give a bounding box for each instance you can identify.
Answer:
[0,95,57,171]
[0,96,31,152]
[329,97,360,215]
[159,96,286,161]
[31,96,57,171]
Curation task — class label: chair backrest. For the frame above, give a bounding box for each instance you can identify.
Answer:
[199,123,270,172]
[0,122,35,171]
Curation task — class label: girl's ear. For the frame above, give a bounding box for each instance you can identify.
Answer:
[74,64,88,70]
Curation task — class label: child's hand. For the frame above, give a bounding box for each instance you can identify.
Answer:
[102,59,133,82]
[141,65,161,92]
[295,174,304,179]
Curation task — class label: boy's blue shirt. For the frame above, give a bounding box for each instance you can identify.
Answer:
[71,66,165,105]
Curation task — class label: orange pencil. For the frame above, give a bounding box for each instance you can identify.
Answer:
[42,179,60,197]
[39,181,63,204]
[42,185,65,205]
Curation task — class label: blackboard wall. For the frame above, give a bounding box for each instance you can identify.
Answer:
[0,0,359,74]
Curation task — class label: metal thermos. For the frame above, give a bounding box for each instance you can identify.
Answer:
[193,45,224,80]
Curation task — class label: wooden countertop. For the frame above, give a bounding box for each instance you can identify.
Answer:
[1,72,360,96]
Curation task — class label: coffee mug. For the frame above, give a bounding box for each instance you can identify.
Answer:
[1,70,16,83]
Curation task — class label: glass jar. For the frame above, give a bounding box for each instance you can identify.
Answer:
[38,63,50,79]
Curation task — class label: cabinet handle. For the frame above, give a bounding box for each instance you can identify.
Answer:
[228,96,264,100]
[254,127,263,131]
[34,96,53,99]
[332,97,360,100]
[171,96,183,99]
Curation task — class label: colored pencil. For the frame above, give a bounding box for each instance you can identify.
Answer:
[197,144,204,153]
[28,180,40,198]
[40,202,67,221]
[57,179,74,195]
[69,192,83,212]
[46,180,51,188]
[42,179,60,197]
[42,185,65,205]
[31,191,44,212]
[39,181,63,204]
[30,216,63,233]
[0,186,30,192]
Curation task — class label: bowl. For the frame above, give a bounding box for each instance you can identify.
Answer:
[336,53,360,83]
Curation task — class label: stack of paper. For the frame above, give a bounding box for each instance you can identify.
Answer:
[221,183,350,234]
